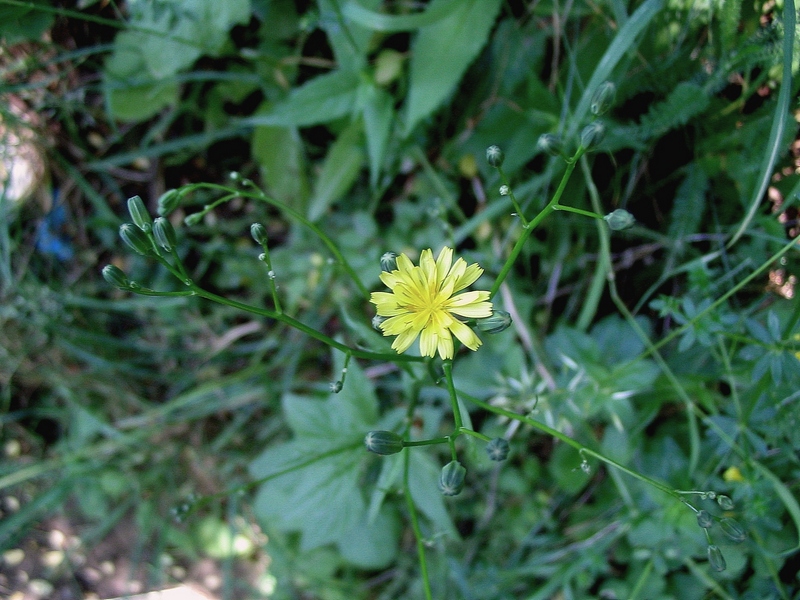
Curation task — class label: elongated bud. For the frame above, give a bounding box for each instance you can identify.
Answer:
[364,431,404,455]
[128,195,152,232]
[604,209,635,231]
[537,133,565,158]
[590,81,616,116]
[119,223,154,256]
[716,495,734,510]
[485,438,510,461]
[251,223,269,246]
[157,189,181,216]
[486,145,504,168]
[153,217,177,251]
[719,518,746,543]
[102,265,130,289]
[696,510,713,529]
[477,310,512,334]
[438,460,466,496]
[380,251,398,272]
[580,121,606,151]
[707,545,726,572]
[184,213,203,227]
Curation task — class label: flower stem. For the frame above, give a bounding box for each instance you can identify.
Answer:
[489,150,585,299]
[405,449,432,600]
[442,361,462,430]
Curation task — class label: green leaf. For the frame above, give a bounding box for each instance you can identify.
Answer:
[342,0,463,32]
[359,83,395,187]
[668,163,709,241]
[252,104,311,210]
[0,1,53,44]
[308,120,365,221]
[404,0,502,135]
[318,0,380,70]
[244,70,360,127]
[337,506,400,568]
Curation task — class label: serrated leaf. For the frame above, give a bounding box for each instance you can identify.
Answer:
[404,0,502,135]
[308,119,365,221]
[668,163,708,241]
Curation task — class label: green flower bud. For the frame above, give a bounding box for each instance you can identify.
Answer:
[380,251,398,272]
[707,545,726,572]
[119,223,154,256]
[719,517,746,543]
[127,195,152,232]
[537,133,565,158]
[438,460,466,496]
[364,431,404,455]
[604,209,635,231]
[157,189,181,216]
[329,381,343,394]
[153,217,177,251]
[184,213,203,227]
[477,310,512,334]
[580,121,606,151]
[485,438,510,461]
[251,223,269,246]
[590,81,617,116]
[696,510,713,529]
[102,265,130,289]
[486,145,504,168]
[716,494,734,510]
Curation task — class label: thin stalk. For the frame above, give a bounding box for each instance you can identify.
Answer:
[489,150,585,299]
[405,449,433,600]
[495,165,528,226]
[442,361,463,430]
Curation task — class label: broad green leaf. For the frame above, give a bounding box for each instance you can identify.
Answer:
[359,83,395,187]
[104,78,180,122]
[252,104,311,211]
[337,506,400,568]
[245,70,360,127]
[404,0,502,135]
[342,0,463,31]
[317,0,381,70]
[0,1,53,44]
[308,119,365,221]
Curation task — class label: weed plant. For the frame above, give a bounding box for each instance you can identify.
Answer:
[1,1,800,599]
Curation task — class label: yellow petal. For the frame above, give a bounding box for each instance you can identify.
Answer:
[449,320,482,351]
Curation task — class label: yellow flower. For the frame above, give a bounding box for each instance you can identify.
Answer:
[370,247,493,360]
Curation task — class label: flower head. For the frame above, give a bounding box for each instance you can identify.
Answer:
[370,247,493,360]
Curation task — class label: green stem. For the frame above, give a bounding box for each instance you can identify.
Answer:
[489,150,585,299]
[442,361,463,430]
[191,287,424,362]
[495,165,528,227]
[405,449,433,600]
[257,240,282,314]
[459,390,682,502]
[551,204,604,220]
[404,437,450,447]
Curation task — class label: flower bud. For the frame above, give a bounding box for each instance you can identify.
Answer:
[364,431,404,455]
[707,545,726,572]
[485,438,510,461]
[102,265,130,289]
[716,494,734,510]
[719,518,746,543]
[590,81,616,116]
[127,195,152,232]
[438,460,466,496]
[157,189,181,216]
[251,223,269,246]
[537,133,565,158]
[486,145,504,168]
[329,381,343,394]
[604,209,635,231]
[696,510,713,529]
[184,213,203,227]
[477,310,512,334]
[380,251,398,272]
[580,121,606,151]
[119,223,154,256]
[153,217,177,251]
